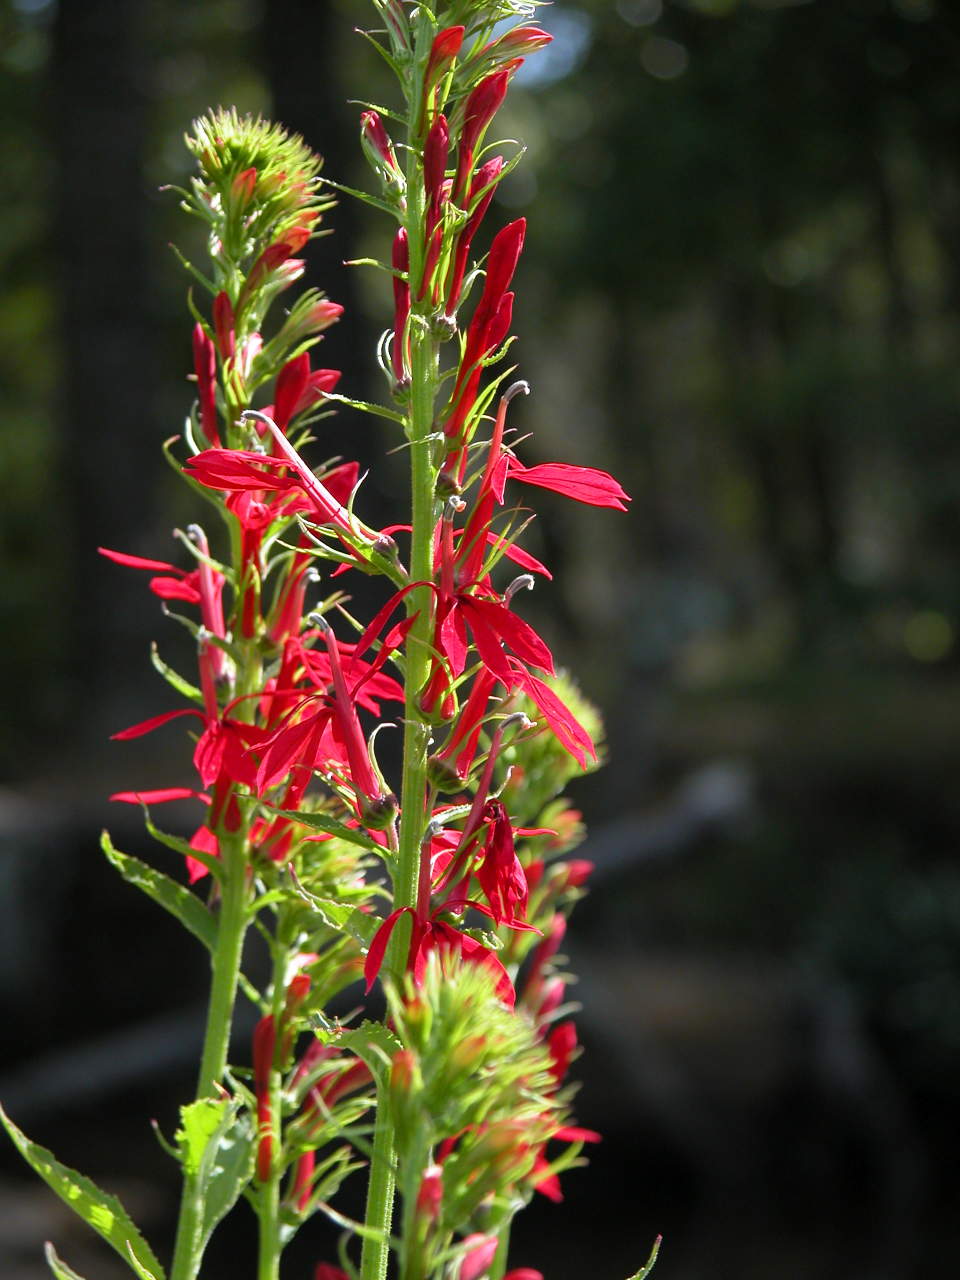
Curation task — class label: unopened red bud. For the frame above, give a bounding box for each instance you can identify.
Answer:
[455,70,510,201]
[390,1048,418,1095]
[212,290,235,360]
[308,299,344,330]
[253,1014,276,1095]
[425,24,465,97]
[231,165,257,206]
[483,290,514,353]
[547,1020,578,1083]
[191,322,219,446]
[361,110,396,165]
[525,858,545,892]
[556,859,594,890]
[536,976,566,1022]
[416,1164,443,1221]
[449,1033,486,1073]
[459,1233,499,1280]
[485,219,526,307]
[285,972,311,1018]
[291,1149,315,1213]
[504,1270,544,1280]
[392,228,410,382]
[274,257,306,290]
[493,26,553,56]
[424,114,449,208]
[283,225,312,254]
[360,110,402,188]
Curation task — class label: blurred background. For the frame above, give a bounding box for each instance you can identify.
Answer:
[3,0,960,1275]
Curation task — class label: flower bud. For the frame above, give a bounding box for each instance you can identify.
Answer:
[285,972,311,1019]
[448,1033,487,1075]
[487,26,552,58]
[416,1164,444,1222]
[458,1233,499,1280]
[390,1047,419,1095]
[361,791,399,831]
[360,110,403,193]
[425,25,465,88]
[212,290,235,360]
[427,753,464,794]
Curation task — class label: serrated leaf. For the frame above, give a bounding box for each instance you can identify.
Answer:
[271,807,383,853]
[196,1104,255,1251]
[176,1099,226,1177]
[338,1021,402,1084]
[101,831,215,951]
[626,1235,662,1280]
[44,1244,88,1280]
[0,1106,166,1280]
[302,897,377,948]
[172,1097,254,1259]
[150,643,203,703]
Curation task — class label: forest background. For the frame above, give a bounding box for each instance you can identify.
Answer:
[2,0,959,1277]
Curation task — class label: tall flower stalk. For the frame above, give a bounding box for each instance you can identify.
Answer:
[1,6,660,1280]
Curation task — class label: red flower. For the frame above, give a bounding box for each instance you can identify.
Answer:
[364,906,515,1007]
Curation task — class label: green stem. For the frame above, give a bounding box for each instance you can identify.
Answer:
[169,834,250,1280]
[489,1219,513,1280]
[256,919,290,1280]
[360,1088,400,1280]
[361,24,439,1279]
[256,1103,282,1280]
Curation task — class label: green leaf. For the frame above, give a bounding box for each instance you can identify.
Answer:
[176,1099,254,1254]
[318,176,400,218]
[150,643,203,703]
[271,807,384,853]
[176,1099,226,1177]
[320,391,406,425]
[101,831,216,951]
[126,1246,161,1280]
[339,1021,402,1084]
[0,1106,166,1280]
[626,1235,662,1280]
[44,1244,88,1280]
[143,814,222,882]
[301,896,377,948]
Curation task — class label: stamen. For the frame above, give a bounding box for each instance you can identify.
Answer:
[504,573,534,603]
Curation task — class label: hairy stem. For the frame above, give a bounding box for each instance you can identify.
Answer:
[170,832,250,1280]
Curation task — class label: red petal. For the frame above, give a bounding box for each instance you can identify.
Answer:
[110,787,209,804]
[513,668,595,768]
[364,907,414,993]
[507,460,630,510]
[98,547,183,574]
[111,708,203,740]
[466,597,554,674]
